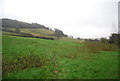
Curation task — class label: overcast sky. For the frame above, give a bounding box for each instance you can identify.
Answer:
[0,0,119,39]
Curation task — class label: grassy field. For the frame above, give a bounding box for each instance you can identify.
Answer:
[2,28,55,38]
[2,35,118,79]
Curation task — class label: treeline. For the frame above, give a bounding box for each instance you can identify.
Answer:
[53,28,68,38]
[109,33,120,46]
[83,33,120,47]
[2,18,48,29]
[100,33,120,46]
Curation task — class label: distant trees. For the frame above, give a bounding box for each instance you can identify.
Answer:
[99,33,120,47]
[77,37,81,40]
[54,28,66,39]
[85,39,99,42]
[2,18,46,29]
[100,37,109,43]
[83,33,120,47]
[109,33,120,45]
[31,23,46,29]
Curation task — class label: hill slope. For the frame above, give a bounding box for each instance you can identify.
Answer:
[1,18,67,38]
[2,18,47,29]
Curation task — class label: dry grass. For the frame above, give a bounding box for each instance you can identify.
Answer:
[84,42,118,53]
[59,37,84,43]
[2,28,55,38]
[21,28,54,36]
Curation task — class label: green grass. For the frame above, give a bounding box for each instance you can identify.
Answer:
[2,35,118,79]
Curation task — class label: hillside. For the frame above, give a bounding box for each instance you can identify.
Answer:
[2,18,47,29]
[1,18,67,39]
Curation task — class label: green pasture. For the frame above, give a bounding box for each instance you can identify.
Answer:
[2,35,118,79]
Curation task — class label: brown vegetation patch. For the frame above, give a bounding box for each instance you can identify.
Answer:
[83,42,118,53]
[64,53,80,59]
[72,46,88,53]
[64,53,93,60]
[79,54,93,60]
